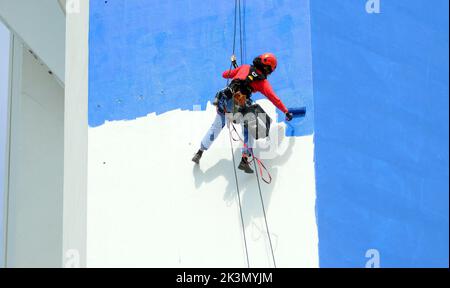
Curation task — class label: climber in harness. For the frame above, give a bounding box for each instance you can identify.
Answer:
[192,53,294,173]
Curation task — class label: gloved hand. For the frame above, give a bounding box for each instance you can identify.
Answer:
[285,112,294,121]
[231,55,238,68]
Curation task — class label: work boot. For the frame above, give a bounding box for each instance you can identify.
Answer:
[238,156,254,174]
[192,150,203,164]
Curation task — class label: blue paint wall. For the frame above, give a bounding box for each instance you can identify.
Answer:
[89,0,449,267]
[89,0,314,136]
[311,0,449,267]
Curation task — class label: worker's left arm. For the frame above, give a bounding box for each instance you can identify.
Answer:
[260,81,289,114]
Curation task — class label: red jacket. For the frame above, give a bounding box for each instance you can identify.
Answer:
[222,64,288,114]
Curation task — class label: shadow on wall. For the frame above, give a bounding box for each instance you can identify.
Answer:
[193,135,295,228]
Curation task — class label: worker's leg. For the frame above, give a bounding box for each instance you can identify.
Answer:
[241,124,254,157]
[193,88,232,164]
[238,124,254,173]
[193,112,226,164]
[200,112,226,151]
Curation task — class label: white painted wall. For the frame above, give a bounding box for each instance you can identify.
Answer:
[0,20,10,268]
[6,38,64,268]
[0,0,66,83]
[87,100,319,268]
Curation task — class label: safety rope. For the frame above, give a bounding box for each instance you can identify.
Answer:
[243,0,247,63]
[227,0,250,269]
[227,0,277,268]
[237,0,277,268]
[228,121,276,267]
[252,159,277,268]
[238,0,244,65]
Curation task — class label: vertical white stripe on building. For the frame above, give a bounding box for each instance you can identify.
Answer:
[0,19,11,268]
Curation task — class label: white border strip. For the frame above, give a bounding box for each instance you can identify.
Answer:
[62,0,89,268]
[0,20,12,269]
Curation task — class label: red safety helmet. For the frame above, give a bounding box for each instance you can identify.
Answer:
[254,53,278,75]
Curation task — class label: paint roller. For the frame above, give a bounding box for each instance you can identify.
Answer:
[288,107,307,118]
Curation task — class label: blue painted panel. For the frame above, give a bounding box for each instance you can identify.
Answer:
[89,0,314,136]
[89,0,449,267]
[311,0,449,267]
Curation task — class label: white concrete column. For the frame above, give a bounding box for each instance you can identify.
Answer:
[63,0,89,268]
[6,36,65,268]
[0,19,11,269]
